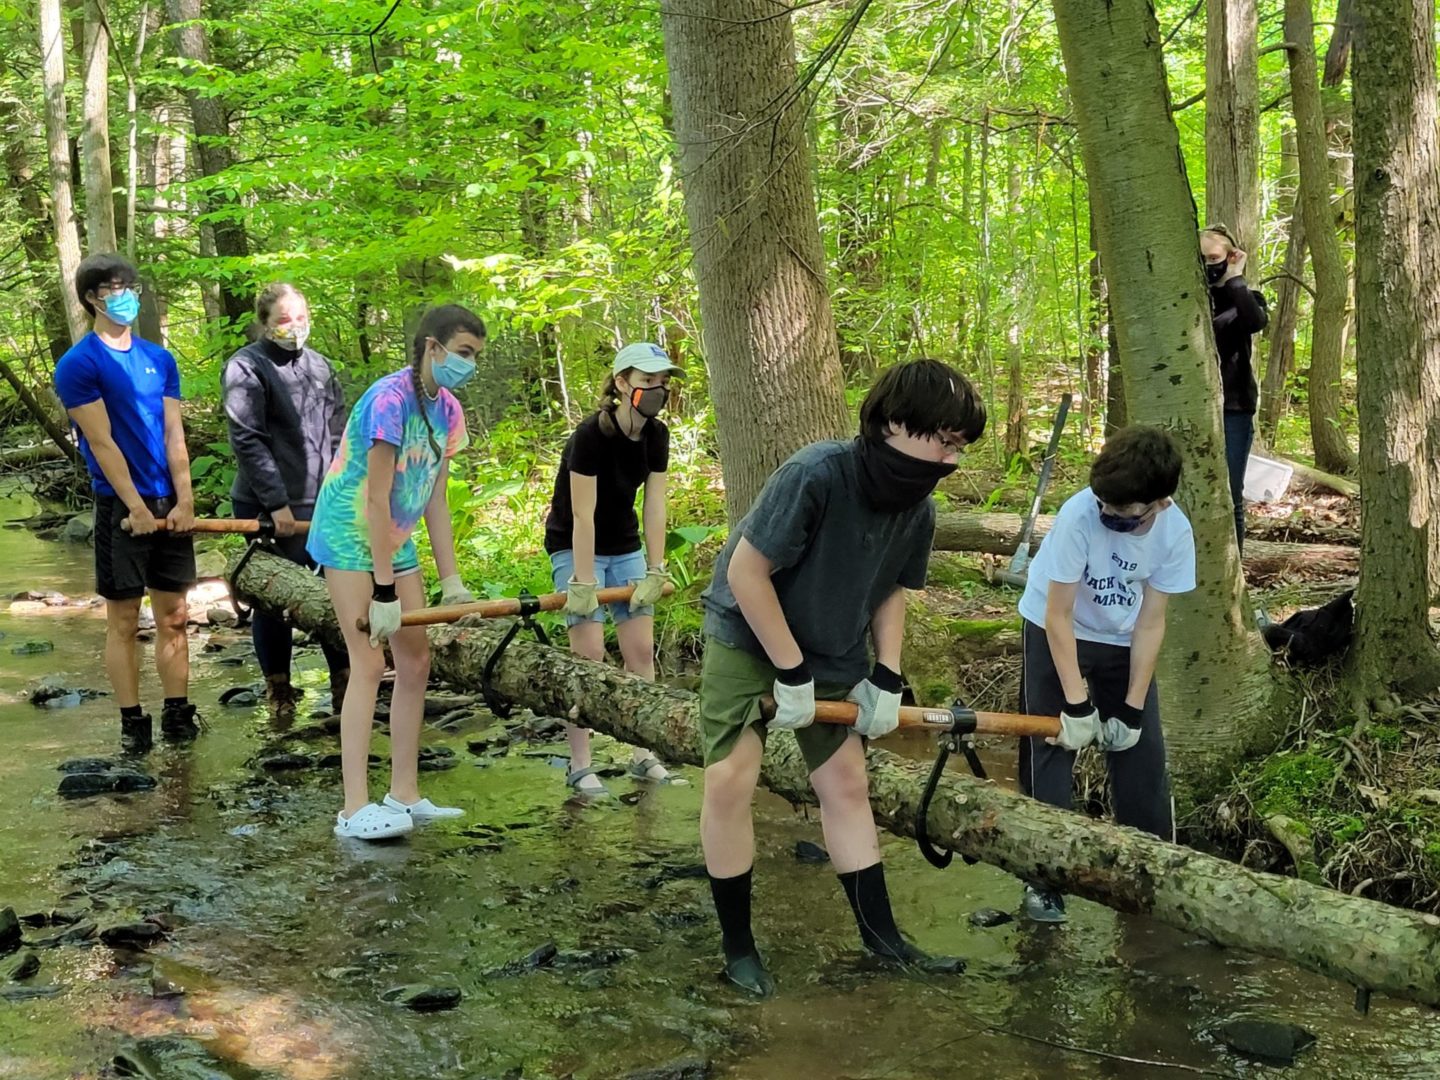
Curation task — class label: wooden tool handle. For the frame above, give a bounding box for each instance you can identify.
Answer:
[777,698,1060,739]
[120,517,310,535]
[356,581,677,633]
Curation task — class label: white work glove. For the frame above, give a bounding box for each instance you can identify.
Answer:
[564,578,599,618]
[368,582,403,648]
[847,662,903,739]
[1097,703,1144,752]
[769,662,816,731]
[1046,699,1100,751]
[628,566,669,611]
[439,573,476,607]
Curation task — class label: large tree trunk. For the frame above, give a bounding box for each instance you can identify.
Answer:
[80,0,118,253]
[1205,0,1260,248]
[1002,150,1027,458]
[661,1,850,521]
[1051,0,1274,790]
[930,509,1357,581]
[1259,129,1306,444]
[165,0,250,326]
[1348,0,1440,697]
[2,102,73,363]
[230,547,1440,1010]
[38,0,89,344]
[1285,0,1355,475]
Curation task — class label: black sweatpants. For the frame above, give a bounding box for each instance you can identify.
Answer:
[1017,619,1173,839]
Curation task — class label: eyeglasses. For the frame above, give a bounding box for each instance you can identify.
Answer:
[96,281,142,297]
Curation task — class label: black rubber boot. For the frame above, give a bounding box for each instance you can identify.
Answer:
[840,862,966,975]
[120,712,153,756]
[160,701,201,742]
[722,950,776,997]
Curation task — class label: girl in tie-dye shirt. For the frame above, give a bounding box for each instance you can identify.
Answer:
[307,304,485,842]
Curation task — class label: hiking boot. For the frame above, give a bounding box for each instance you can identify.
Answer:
[1020,884,1067,924]
[160,702,201,743]
[120,713,153,756]
[265,673,302,720]
[722,950,775,998]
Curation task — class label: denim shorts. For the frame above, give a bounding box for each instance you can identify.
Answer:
[549,548,652,627]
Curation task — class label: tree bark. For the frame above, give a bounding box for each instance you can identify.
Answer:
[165,0,250,326]
[1205,0,1260,248]
[1052,0,1274,790]
[930,509,1356,581]
[1003,149,1026,458]
[1085,202,1106,437]
[81,0,118,253]
[1259,129,1306,444]
[38,0,90,344]
[0,356,80,463]
[230,547,1440,1010]
[1348,0,1440,696]
[661,1,850,521]
[1285,0,1355,475]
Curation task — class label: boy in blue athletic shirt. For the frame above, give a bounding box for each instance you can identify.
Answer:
[54,253,200,754]
[1015,425,1196,923]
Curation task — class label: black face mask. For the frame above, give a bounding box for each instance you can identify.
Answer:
[1096,499,1154,533]
[628,384,668,419]
[1205,260,1228,286]
[855,437,957,512]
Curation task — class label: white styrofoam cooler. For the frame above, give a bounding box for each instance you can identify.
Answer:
[1243,453,1294,503]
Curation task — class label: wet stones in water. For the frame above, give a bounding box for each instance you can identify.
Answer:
[0,907,20,954]
[969,908,1014,928]
[793,840,829,864]
[205,606,237,627]
[10,638,53,655]
[0,950,39,982]
[467,732,511,755]
[554,946,636,970]
[653,909,707,931]
[282,723,334,742]
[26,920,98,948]
[57,761,158,798]
[488,941,559,977]
[256,751,316,772]
[380,983,463,1012]
[319,752,382,770]
[220,685,261,707]
[151,970,186,998]
[100,922,166,949]
[62,513,94,543]
[30,677,105,708]
[642,862,709,890]
[1213,1019,1317,1065]
[113,1034,275,1079]
[423,692,477,717]
[418,745,457,771]
[624,1058,712,1080]
[19,908,85,929]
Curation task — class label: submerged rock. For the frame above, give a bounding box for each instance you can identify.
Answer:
[554,946,636,970]
[58,757,118,774]
[624,1059,712,1080]
[205,606,237,627]
[62,513,94,543]
[101,922,166,949]
[418,746,457,771]
[0,950,39,982]
[380,983,463,1012]
[113,1034,274,1079]
[488,941,559,977]
[10,638,53,655]
[26,920,97,947]
[256,751,315,772]
[969,908,1014,928]
[30,678,104,708]
[793,840,829,864]
[0,907,20,954]
[642,862,709,890]
[220,686,260,707]
[58,767,158,798]
[1213,1019,1317,1064]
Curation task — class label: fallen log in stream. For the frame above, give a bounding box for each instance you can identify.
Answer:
[232,548,1440,1008]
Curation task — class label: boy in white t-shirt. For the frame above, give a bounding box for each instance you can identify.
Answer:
[1015,426,1196,923]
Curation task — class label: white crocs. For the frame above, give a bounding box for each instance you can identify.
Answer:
[334,802,413,841]
[383,793,463,822]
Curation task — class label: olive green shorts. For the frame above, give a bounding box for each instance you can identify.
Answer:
[698,638,853,773]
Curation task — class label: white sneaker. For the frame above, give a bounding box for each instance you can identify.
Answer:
[383,793,463,822]
[334,802,413,841]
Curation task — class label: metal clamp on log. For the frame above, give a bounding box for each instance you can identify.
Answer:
[480,592,550,718]
[227,518,280,627]
[915,701,988,870]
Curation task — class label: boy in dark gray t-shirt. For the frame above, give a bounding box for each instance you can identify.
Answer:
[697,359,986,997]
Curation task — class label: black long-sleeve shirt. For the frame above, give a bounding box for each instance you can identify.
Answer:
[1210,276,1269,414]
[222,337,345,511]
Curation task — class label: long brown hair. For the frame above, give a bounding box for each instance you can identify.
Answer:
[595,370,632,437]
[410,304,486,460]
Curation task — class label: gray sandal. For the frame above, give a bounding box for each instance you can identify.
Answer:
[626,755,675,783]
[565,765,609,797]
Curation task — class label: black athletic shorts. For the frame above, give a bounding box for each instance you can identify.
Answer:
[94,494,197,601]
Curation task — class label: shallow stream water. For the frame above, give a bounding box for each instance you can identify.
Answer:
[1,488,1437,1079]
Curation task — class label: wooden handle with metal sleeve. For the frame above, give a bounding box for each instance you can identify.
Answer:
[356,581,677,633]
[120,517,310,536]
[761,697,1061,739]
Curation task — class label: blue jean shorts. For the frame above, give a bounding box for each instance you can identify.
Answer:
[549,548,652,627]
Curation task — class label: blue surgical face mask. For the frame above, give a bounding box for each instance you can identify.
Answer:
[432,348,476,390]
[104,289,141,326]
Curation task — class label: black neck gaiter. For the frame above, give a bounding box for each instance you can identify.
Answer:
[855,437,957,512]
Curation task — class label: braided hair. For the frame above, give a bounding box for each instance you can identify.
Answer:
[410,304,486,461]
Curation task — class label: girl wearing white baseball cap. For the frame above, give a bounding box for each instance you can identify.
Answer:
[542,342,683,796]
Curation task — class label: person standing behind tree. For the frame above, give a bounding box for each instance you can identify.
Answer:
[543,342,680,797]
[1201,224,1269,552]
[223,283,349,719]
[54,253,200,755]
[306,304,485,841]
